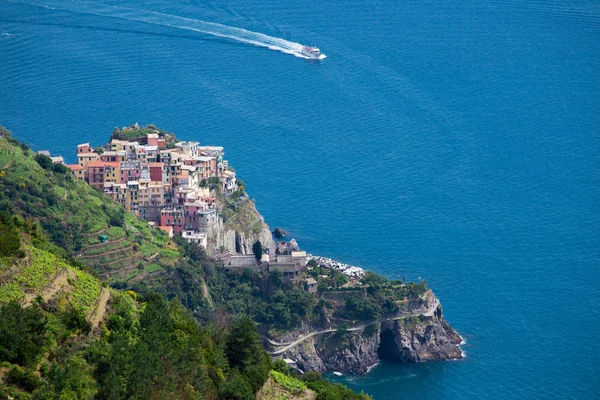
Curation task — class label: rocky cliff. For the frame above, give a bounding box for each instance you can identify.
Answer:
[273,292,462,374]
[206,196,275,256]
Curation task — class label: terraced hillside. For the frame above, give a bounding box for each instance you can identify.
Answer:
[0,135,181,284]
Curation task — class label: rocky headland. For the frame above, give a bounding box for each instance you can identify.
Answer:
[265,290,463,374]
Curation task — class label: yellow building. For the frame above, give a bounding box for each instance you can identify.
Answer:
[111,139,130,152]
[103,162,121,185]
[66,164,86,182]
[77,152,99,174]
[104,183,131,211]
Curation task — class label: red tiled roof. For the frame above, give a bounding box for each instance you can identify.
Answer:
[88,161,106,167]
[66,164,84,171]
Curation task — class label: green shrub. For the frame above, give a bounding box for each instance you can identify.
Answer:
[6,365,43,392]
[271,358,289,374]
[299,371,322,383]
[0,302,47,367]
[0,212,20,258]
[271,370,307,395]
[34,153,53,170]
[218,372,254,400]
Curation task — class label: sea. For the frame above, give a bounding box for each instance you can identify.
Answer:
[1,0,599,398]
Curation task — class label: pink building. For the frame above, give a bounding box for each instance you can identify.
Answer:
[87,161,106,189]
[77,143,92,154]
[120,161,141,183]
[160,208,185,234]
[147,133,159,147]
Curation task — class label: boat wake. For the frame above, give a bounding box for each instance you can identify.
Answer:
[9,0,326,59]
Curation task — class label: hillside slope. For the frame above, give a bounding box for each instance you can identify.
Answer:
[0,129,373,399]
[0,133,181,284]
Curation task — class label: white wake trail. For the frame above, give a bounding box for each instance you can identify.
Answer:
[10,0,326,59]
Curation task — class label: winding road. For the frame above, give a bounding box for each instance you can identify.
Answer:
[268,294,439,355]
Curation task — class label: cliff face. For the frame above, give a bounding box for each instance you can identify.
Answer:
[206,197,275,256]
[276,293,462,374]
[378,307,462,362]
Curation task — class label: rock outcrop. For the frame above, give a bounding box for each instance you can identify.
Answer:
[273,227,287,238]
[378,310,462,362]
[275,239,300,255]
[273,292,462,374]
[207,197,275,256]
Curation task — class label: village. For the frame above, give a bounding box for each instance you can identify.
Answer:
[40,125,365,291]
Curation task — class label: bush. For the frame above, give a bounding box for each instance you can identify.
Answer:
[271,358,289,374]
[0,213,20,258]
[271,370,307,395]
[364,323,379,337]
[53,163,69,175]
[61,307,92,334]
[218,372,254,400]
[0,302,47,367]
[299,371,323,383]
[34,153,53,170]
[6,365,43,392]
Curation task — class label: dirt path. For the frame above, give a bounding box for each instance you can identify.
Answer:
[83,237,126,251]
[99,264,136,279]
[80,244,134,259]
[88,288,110,330]
[22,269,74,307]
[201,278,213,308]
[270,292,439,355]
[84,226,109,238]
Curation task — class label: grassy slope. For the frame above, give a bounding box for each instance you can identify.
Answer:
[258,371,315,400]
[0,137,181,284]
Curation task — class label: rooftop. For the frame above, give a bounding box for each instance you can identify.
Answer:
[193,156,215,162]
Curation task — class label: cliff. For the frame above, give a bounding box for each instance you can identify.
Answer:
[207,195,275,256]
[271,291,462,374]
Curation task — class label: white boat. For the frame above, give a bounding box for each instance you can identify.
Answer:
[300,46,323,59]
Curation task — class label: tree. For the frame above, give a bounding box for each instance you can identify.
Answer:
[225,316,270,392]
[252,240,262,262]
[0,302,47,368]
[271,358,289,374]
[34,153,53,170]
[218,371,254,400]
[53,163,69,174]
[0,213,20,258]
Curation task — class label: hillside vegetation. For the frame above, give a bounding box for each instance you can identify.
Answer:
[0,220,271,399]
[0,129,372,399]
[0,135,181,284]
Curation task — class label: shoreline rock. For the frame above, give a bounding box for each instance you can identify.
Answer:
[272,292,463,375]
[273,227,287,238]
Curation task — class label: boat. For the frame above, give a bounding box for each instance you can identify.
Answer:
[300,46,322,59]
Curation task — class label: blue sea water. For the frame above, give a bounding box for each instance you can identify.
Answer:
[1,0,599,398]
